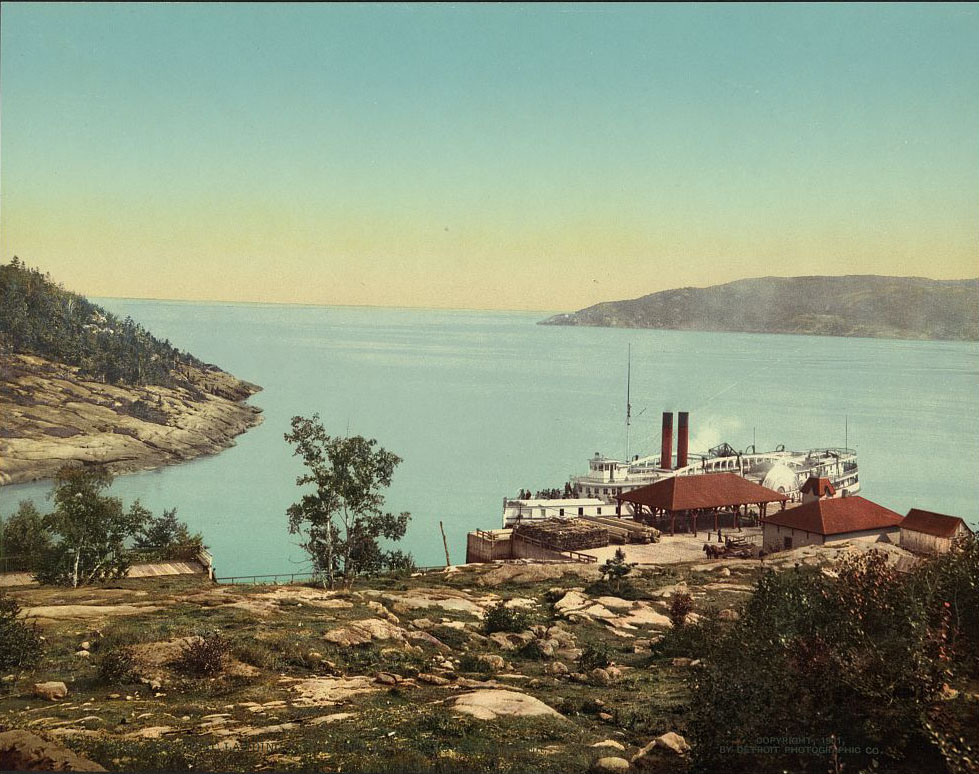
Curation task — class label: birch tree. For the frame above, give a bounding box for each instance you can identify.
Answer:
[34,466,148,587]
[284,414,412,588]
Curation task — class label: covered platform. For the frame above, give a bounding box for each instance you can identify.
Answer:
[615,472,789,536]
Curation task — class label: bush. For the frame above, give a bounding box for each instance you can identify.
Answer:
[483,601,532,634]
[577,644,611,671]
[0,595,43,670]
[687,551,972,773]
[457,653,494,675]
[430,625,470,650]
[170,632,228,676]
[668,591,693,628]
[123,399,169,425]
[652,609,720,660]
[96,646,139,684]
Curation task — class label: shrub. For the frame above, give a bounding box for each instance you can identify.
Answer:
[0,595,43,670]
[483,601,532,634]
[599,547,637,594]
[457,653,494,675]
[577,644,611,671]
[687,551,971,773]
[430,625,470,650]
[96,646,139,684]
[652,609,720,660]
[123,399,168,425]
[170,632,228,676]
[668,591,694,628]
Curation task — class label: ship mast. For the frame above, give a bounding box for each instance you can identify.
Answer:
[625,344,632,460]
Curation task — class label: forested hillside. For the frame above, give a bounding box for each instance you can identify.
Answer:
[0,257,202,387]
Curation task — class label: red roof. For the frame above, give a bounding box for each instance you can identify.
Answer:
[902,509,972,538]
[762,496,903,536]
[801,476,836,497]
[617,472,788,512]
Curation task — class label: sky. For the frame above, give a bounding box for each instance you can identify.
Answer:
[1,3,977,311]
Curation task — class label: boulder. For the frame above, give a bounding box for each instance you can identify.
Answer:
[323,619,406,648]
[718,608,740,622]
[406,630,452,653]
[375,672,400,686]
[418,673,452,686]
[367,601,400,624]
[288,676,378,707]
[488,631,534,651]
[592,740,626,751]
[476,563,600,587]
[632,732,691,765]
[594,757,630,772]
[0,729,105,771]
[451,689,566,721]
[33,682,68,701]
[477,654,505,672]
[671,658,692,668]
[544,661,569,676]
[590,668,613,687]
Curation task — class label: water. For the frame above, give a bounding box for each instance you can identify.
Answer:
[3,300,977,577]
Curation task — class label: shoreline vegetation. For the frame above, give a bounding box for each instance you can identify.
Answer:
[0,258,262,486]
[540,275,979,342]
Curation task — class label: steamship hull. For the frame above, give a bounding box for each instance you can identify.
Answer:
[571,412,860,505]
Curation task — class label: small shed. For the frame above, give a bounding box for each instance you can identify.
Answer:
[761,496,903,553]
[900,509,974,555]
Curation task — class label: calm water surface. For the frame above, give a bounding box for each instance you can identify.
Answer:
[3,301,977,576]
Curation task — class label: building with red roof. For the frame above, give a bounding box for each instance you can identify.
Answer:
[761,496,903,553]
[615,472,788,535]
[900,509,974,555]
[800,476,836,503]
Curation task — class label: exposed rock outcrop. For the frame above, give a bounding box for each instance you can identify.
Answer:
[0,730,106,771]
[0,353,262,486]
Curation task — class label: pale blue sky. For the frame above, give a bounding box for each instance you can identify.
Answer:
[2,3,977,308]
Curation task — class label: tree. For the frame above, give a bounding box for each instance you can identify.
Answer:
[34,465,149,587]
[284,414,412,588]
[134,508,203,560]
[1,501,52,570]
[599,547,637,594]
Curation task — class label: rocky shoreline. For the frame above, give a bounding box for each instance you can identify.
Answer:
[0,353,263,486]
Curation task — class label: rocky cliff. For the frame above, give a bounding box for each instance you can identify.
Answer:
[0,353,262,486]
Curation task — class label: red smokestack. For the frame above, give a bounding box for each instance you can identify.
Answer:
[677,411,689,468]
[661,412,673,470]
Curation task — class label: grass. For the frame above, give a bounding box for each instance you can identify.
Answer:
[4,559,973,774]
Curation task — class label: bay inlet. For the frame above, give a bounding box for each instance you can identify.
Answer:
[3,299,977,578]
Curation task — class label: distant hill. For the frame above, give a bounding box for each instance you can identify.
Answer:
[540,275,979,341]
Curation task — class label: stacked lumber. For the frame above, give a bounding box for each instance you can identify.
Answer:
[514,519,609,551]
[580,515,661,544]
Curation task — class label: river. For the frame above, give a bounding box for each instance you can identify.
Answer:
[3,300,977,577]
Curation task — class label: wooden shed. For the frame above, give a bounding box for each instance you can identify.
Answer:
[900,509,974,555]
